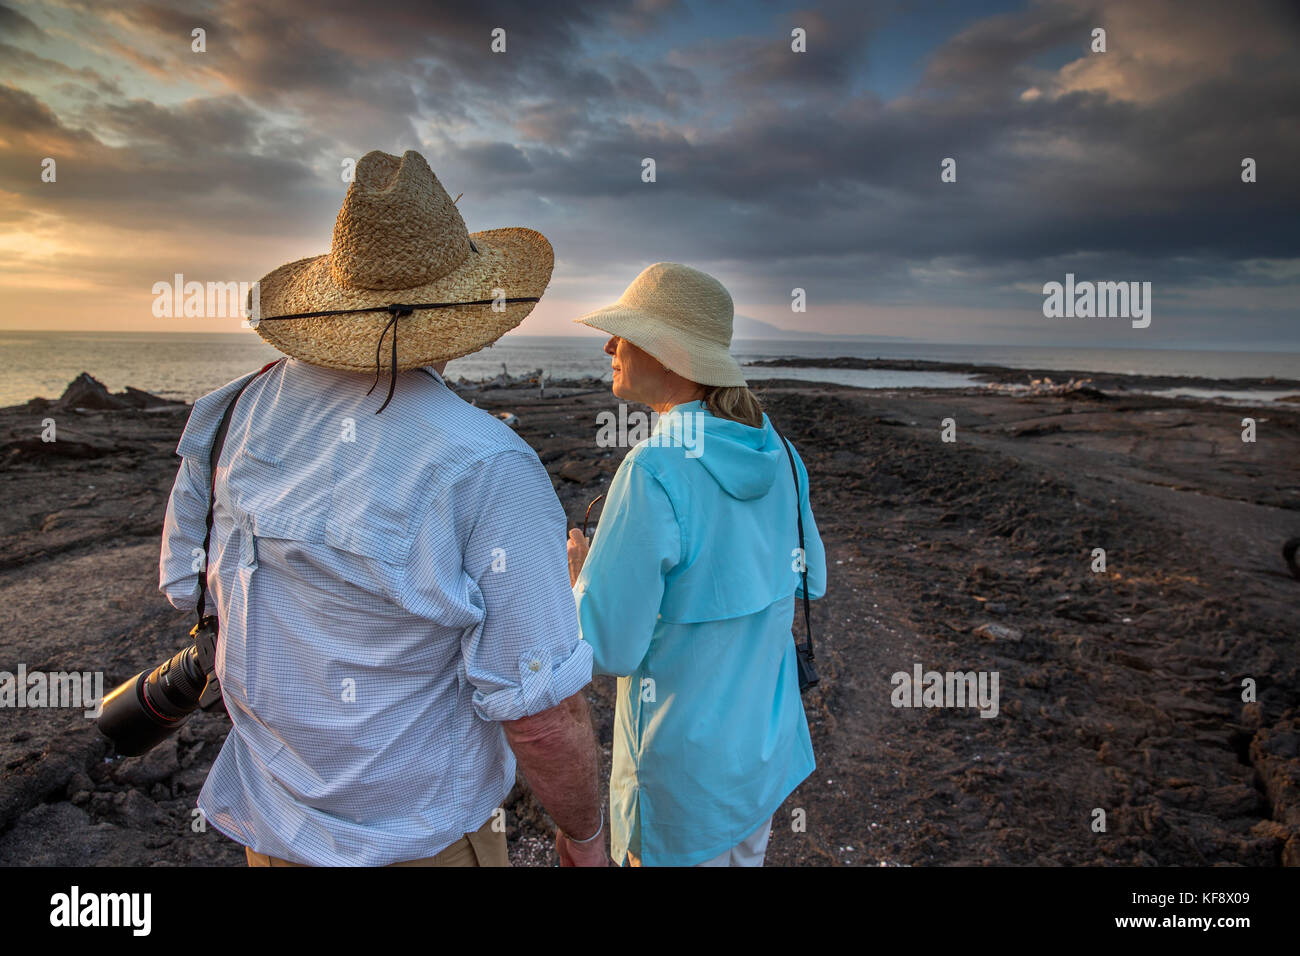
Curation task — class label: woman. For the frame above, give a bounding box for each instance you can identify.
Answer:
[566,262,827,867]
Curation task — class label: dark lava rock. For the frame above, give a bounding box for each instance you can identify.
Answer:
[110,736,181,788]
[22,373,185,412]
[0,802,122,865]
[558,459,601,485]
[55,373,132,410]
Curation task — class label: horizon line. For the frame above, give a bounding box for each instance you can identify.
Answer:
[1,327,1297,355]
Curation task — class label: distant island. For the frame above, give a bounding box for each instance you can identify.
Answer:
[731,315,909,341]
[745,355,1300,395]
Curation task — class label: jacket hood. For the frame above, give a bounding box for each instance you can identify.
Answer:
[651,401,782,500]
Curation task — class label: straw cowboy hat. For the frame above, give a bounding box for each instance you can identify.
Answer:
[251,149,552,394]
[573,262,747,387]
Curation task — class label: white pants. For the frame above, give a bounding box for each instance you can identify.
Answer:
[694,816,773,867]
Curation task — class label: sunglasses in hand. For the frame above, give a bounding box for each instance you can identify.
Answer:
[582,494,604,539]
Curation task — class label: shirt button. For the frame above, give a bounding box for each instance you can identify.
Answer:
[529,660,541,672]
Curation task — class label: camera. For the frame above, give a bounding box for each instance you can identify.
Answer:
[96,617,226,757]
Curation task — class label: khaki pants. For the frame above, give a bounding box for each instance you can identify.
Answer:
[244,814,509,867]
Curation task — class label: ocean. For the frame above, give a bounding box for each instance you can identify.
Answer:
[1,329,1297,407]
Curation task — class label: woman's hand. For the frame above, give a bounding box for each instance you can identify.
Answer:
[567,528,590,587]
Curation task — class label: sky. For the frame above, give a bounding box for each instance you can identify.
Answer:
[0,0,1297,350]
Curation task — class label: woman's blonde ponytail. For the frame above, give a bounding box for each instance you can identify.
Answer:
[702,385,764,428]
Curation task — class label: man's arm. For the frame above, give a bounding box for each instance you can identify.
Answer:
[502,690,607,866]
[160,368,268,611]
[159,456,208,611]
[404,446,604,865]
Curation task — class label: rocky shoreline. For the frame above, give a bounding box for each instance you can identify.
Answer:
[1,369,1298,866]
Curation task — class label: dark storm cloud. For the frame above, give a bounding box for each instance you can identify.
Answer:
[453,140,533,175]
[693,2,879,97]
[0,0,694,246]
[609,60,701,111]
[0,42,122,95]
[85,96,261,154]
[438,0,1299,287]
[608,0,689,37]
[0,2,44,39]
[0,81,99,151]
[142,0,655,104]
[2,0,1297,344]
[0,81,328,238]
[916,4,1091,101]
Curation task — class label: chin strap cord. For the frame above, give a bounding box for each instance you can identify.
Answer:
[257,296,540,413]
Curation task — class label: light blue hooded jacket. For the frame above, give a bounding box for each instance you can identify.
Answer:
[573,399,826,866]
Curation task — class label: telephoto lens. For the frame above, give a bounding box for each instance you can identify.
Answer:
[96,645,210,756]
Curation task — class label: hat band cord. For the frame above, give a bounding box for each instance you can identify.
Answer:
[257,297,540,413]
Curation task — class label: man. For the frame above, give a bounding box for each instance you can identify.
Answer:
[159,149,606,867]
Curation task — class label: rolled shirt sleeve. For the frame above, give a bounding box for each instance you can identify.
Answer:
[574,455,682,677]
[158,367,267,614]
[159,455,210,612]
[410,447,592,723]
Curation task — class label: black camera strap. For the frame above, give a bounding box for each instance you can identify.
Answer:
[771,426,819,694]
[195,360,279,626]
[777,433,816,662]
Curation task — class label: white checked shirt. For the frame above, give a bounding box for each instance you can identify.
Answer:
[159,357,591,866]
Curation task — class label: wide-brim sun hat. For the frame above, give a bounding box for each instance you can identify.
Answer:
[251,149,553,378]
[573,262,748,387]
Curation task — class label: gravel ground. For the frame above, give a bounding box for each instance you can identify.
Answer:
[1,374,1296,866]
